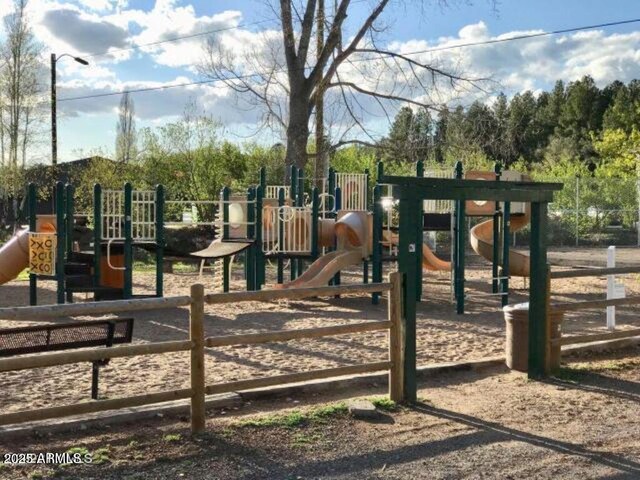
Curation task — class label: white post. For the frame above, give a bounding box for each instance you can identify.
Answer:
[606,245,616,330]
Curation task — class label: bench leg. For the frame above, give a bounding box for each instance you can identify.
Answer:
[91,362,100,400]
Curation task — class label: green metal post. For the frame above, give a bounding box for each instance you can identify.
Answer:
[64,184,74,303]
[528,201,549,378]
[492,163,502,294]
[398,191,420,402]
[332,186,342,288]
[372,184,383,304]
[246,187,256,291]
[255,185,264,289]
[363,168,370,284]
[501,201,511,307]
[123,182,133,299]
[296,167,304,276]
[277,188,285,283]
[453,162,465,314]
[65,184,74,259]
[93,184,101,289]
[311,187,319,261]
[155,184,164,297]
[290,167,298,281]
[55,182,65,304]
[28,183,37,306]
[297,167,304,206]
[376,161,384,183]
[328,167,335,214]
[222,186,230,293]
[415,160,424,300]
[259,166,267,194]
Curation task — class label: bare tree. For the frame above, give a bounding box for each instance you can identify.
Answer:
[201,0,486,170]
[0,0,43,228]
[0,0,42,169]
[115,92,137,163]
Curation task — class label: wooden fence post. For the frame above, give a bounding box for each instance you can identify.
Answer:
[388,271,405,402]
[190,284,206,434]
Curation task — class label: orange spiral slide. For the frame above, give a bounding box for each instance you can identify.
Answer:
[469,208,531,277]
[382,230,450,272]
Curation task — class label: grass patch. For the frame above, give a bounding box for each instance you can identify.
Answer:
[292,432,323,447]
[163,433,182,443]
[369,397,399,412]
[91,446,111,465]
[238,402,348,429]
[16,268,30,281]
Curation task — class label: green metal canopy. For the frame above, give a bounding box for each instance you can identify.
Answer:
[379,173,563,402]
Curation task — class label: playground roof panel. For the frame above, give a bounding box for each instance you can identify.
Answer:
[379,176,563,203]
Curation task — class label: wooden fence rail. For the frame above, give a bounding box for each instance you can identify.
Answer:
[0,275,405,434]
[550,266,640,279]
[0,340,193,372]
[551,328,640,347]
[552,296,640,312]
[548,263,640,351]
[0,296,192,321]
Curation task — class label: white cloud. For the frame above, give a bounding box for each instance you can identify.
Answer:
[40,7,129,55]
[14,0,640,148]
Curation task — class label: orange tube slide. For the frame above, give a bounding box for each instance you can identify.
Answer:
[0,229,31,285]
[382,230,450,272]
[0,219,56,285]
[469,211,530,277]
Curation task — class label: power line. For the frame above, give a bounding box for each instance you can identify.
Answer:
[82,0,373,59]
[58,17,640,103]
[83,18,274,59]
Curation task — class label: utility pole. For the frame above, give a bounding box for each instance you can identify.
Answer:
[50,53,89,166]
[51,53,57,166]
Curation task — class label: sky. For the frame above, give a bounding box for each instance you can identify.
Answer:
[3,0,640,162]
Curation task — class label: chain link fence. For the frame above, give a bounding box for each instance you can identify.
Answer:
[515,177,640,247]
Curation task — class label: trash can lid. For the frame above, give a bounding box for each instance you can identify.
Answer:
[502,302,529,312]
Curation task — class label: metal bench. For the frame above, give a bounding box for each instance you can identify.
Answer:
[0,318,134,400]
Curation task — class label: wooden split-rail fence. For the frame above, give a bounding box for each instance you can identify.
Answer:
[0,273,405,434]
[549,266,640,348]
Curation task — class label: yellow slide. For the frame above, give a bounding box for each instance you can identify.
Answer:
[0,229,30,285]
[469,211,530,277]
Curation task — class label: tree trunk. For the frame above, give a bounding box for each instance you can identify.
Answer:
[285,90,310,171]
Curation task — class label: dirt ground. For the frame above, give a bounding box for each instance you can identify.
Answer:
[0,348,638,480]
[0,247,639,414]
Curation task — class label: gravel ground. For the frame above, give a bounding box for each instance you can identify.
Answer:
[1,347,638,479]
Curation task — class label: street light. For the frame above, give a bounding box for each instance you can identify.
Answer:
[51,53,89,166]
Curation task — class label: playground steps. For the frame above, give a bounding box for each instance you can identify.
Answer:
[63,252,124,301]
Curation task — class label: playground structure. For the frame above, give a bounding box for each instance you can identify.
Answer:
[4,163,640,435]
[0,170,578,428]
[0,160,545,311]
